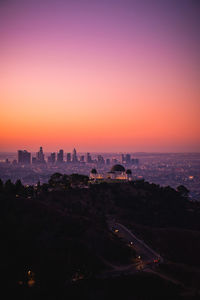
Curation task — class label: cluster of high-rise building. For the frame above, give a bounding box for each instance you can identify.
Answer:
[47,149,63,164]
[121,154,139,165]
[17,147,80,165]
[18,147,67,165]
[18,147,45,165]
[17,147,139,166]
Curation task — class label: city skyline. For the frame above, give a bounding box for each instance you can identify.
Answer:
[16,146,139,165]
[1,150,199,201]
[1,0,200,152]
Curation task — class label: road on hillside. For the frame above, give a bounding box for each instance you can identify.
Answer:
[108,221,163,270]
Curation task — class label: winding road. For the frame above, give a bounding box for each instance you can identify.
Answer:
[108,220,163,270]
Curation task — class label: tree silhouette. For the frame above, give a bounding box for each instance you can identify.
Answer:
[177,185,189,198]
[5,179,15,193]
[0,178,3,192]
[15,179,24,194]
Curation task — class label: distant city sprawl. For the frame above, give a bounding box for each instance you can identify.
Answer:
[0,148,199,201]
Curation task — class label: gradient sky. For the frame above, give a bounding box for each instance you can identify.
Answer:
[0,0,200,152]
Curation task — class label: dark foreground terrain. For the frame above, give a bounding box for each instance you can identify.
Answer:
[1,174,200,299]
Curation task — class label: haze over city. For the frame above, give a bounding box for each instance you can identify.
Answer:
[1,0,200,152]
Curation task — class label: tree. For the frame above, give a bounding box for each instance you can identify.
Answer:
[177,185,189,198]
[69,174,89,186]
[62,174,70,188]
[41,183,49,192]
[0,178,3,192]
[48,173,63,186]
[5,179,15,193]
[15,179,24,194]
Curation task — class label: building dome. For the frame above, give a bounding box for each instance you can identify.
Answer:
[91,168,97,174]
[126,169,132,174]
[110,164,125,172]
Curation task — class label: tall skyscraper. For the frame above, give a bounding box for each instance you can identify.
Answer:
[72,148,78,163]
[18,150,31,164]
[57,149,64,163]
[87,152,92,163]
[18,150,23,163]
[48,152,56,163]
[36,146,45,163]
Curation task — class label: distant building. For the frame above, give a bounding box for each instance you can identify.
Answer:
[121,154,125,164]
[121,153,139,165]
[112,158,118,164]
[18,150,31,164]
[57,149,64,163]
[32,157,37,164]
[125,154,131,164]
[132,158,139,165]
[72,148,78,163]
[97,155,105,165]
[80,155,85,162]
[48,152,56,163]
[36,146,45,163]
[12,159,17,165]
[106,158,110,165]
[87,152,92,163]
[66,153,71,162]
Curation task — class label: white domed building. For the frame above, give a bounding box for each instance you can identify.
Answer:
[107,164,132,180]
[90,164,132,181]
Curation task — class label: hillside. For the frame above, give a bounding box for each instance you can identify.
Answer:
[0,175,200,299]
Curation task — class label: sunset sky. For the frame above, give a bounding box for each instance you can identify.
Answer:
[0,0,200,152]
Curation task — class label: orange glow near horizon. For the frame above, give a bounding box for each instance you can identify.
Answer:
[0,1,200,152]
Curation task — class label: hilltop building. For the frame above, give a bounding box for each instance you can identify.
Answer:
[90,164,132,181]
